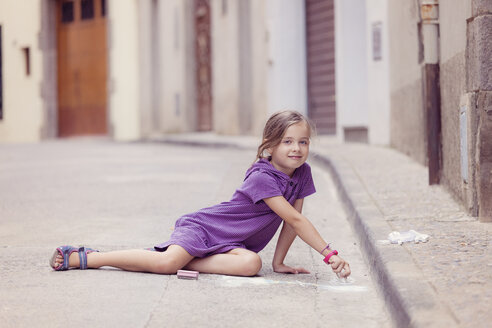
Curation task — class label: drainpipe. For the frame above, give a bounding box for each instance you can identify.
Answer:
[420,0,441,185]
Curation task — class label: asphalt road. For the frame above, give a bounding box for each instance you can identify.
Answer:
[0,139,390,328]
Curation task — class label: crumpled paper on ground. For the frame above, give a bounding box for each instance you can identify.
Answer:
[387,230,429,245]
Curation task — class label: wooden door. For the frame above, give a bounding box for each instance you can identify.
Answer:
[56,0,107,137]
[195,0,212,131]
[305,0,336,134]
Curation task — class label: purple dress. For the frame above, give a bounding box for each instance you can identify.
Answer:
[154,158,316,257]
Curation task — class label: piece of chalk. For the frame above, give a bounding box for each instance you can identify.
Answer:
[177,269,199,280]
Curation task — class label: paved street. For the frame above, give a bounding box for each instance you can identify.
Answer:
[0,140,390,328]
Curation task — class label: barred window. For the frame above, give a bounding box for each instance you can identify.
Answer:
[61,1,74,23]
[81,0,94,20]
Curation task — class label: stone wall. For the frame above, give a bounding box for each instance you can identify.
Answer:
[468,0,492,221]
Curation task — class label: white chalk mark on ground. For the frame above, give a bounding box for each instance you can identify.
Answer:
[215,276,368,292]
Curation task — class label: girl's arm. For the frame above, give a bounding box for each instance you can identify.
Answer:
[264,195,351,277]
[272,199,310,274]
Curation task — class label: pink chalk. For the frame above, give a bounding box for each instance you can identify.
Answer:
[177,270,199,280]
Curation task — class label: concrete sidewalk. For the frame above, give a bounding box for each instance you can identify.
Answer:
[152,133,492,328]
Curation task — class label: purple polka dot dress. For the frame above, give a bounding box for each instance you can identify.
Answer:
[154,158,316,257]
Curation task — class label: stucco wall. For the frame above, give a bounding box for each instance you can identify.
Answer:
[116,0,195,137]
[108,0,141,140]
[159,0,196,134]
[366,0,390,145]
[388,0,426,165]
[266,0,307,116]
[249,0,268,136]
[439,0,473,211]
[137,0,157,137]
[211,0,241,135]
[0,0,44,143]
[212,0,307,136]
[39,0,57,140]
[335,0,369,141]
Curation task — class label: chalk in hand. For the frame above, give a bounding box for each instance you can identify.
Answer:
[177,269,199,280]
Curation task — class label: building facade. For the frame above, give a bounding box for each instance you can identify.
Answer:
[385,0,492,221]
[0,0,490,220]
[0,0,311,140]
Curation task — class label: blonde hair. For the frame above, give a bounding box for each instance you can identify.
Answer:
[255,110,315,162]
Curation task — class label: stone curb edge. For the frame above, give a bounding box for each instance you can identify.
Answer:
[147,136,256,151]
[310,153,458,328]
[310,153,413,328]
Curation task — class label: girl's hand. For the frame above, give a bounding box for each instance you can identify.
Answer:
[328,255,351,278]
[273,263,310,274]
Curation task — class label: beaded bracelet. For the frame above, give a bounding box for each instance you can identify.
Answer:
[323,250,338,264]
[320,243,331,254]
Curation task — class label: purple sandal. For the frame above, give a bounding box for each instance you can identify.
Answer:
[50,245,99,271]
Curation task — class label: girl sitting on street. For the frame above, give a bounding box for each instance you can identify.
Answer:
[50,110,351,278]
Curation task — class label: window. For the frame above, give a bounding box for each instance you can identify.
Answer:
[222,0,227,15]
[0,25,3,120]
[372,22,382,61]
[61,1,74,23]
[81,0,94,20]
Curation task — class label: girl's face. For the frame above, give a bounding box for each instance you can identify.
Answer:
[267,122,310,177]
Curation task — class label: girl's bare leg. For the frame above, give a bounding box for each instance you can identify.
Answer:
[53,245,193,274]
[184,248,262,276]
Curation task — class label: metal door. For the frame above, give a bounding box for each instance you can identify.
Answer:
[305,0,336,134]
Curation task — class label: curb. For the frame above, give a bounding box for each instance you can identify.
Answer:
[310,154,412,327]
[310,153,458,328]
[147,135,257,151]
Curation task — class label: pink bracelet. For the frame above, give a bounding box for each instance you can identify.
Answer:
[320,243,331,254]
[323,250,338,264]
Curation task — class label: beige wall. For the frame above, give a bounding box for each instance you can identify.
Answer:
[111,0,196,139]
[335,0,369,142]
[211,0,283,136]
[108,0,141,140]
[137,0,157,138]
[159,0,196,134]
[211,0,241,135]
[388,0,426,164]
[366,0,390,145]
[39,0,58,140]
[266,0,307,116]
[439,0,474,212]
[249,0,269,136]
[0,0,44,143]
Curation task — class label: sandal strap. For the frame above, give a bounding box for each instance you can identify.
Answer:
[78,246,98,270]
[78,247,87,269]
[62,247,70,270]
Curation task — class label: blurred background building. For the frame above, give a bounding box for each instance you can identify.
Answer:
[0,0,490,221]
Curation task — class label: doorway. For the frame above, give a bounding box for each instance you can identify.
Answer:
[56,0,108,137]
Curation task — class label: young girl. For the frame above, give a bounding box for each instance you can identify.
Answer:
[50,110,351,278]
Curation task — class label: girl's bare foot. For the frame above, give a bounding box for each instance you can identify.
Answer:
[51,251,80,269]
